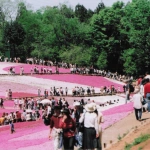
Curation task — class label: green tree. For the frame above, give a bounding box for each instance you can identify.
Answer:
[96,51,107,69]
[60,45,91,66]
[3,21,25,58]
[75,4,87,22]
[94,1,105,14]
[121,0,150,74]
[91,1,126,72]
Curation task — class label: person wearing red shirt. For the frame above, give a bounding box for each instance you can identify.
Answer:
[136,75,143,86]
[144,78,150,112]
[16,111,22,122]
[49,106,63,150]
[60,109,76,150]
[144,79,150,98]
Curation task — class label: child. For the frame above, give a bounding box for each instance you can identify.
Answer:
[10,120,15,134]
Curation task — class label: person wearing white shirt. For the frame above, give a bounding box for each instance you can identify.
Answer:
[47,104,51,116]
[79,103,99,149]
[91,102,104,149]
[19,99,23,110]
[14,98,19,109]
[26,112,32,121]
[132,88,143,120]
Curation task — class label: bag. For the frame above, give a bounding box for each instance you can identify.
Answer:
[129,84,134,92]
[78,122,84,132]
[44,118,50,126]
[43,115,50,126]
[78,112,85,133]
[142,99,147,105]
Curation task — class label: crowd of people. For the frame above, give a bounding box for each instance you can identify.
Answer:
[0,110,41,126]
[39,85,122,98]
[0,93,105,150]
[8,65,58,75]
[46,99,104,150]
[3,58,150,149]
[125,72,150,121]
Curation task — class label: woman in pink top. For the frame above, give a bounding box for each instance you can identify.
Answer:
[60,109,76,150]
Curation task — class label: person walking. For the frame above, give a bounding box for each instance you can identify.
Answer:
[44,89,47,98]
[8,89,12,100]
[0,98,4,108]
[124,79,134,104]
[65,87,68,96]
[49,106,63,150]
[144,78,150,112]
[38,89,41,97]
[132,87,143,120]
[91,102,104,150]
[60,109,76,150]
[79,103,99,150]
[5,90,8,100]
[10,120,15,134]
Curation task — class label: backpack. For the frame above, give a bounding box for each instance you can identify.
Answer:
[43,114,51,126]
[43,116,50,126]
[129,84,134,92]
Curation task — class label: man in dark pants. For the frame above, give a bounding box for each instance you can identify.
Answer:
[132,87,143,121]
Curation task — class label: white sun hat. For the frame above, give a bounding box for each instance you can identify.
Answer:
[84,103,96,112]
[90,102,101,110]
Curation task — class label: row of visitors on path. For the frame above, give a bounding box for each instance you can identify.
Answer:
[7,59,135,84]
[3,85,122,104]
[39,85,122,98]
[8,65,59,75]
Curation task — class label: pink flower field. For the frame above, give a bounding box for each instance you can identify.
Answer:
[0,80,41,97]
[33,74,123,90]
[0,102,133,150]
[3,63,124,90]
[0,62,133,149]
[0,120,52,150]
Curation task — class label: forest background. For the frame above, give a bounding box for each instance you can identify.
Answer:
[0,0,150,76]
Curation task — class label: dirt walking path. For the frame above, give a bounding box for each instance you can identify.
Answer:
[103,111,150,150]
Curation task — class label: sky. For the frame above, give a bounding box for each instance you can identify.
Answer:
[25,0,131,11]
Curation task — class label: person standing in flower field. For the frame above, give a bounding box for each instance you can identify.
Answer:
[5,90,8,100]
[8,89,12,100]
[0,98,4,108]
[38,88,41,97]
[30,67,33,75]
[65,87,68,96]
[10,120,15,134]
[44,89,47,98]
[20,66,24,75]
